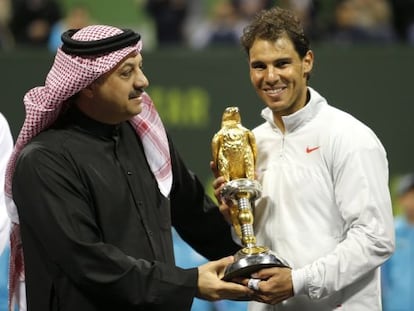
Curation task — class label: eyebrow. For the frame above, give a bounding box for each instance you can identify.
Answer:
[276,57,292,62]
[250,60,264,66]
[117,62,136,72]
[250,57,292,65]
[121,61,135,68]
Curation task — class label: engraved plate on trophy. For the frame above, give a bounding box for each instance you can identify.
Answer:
[211,106,289,281]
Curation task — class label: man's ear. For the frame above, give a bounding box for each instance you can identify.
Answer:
[303,50,314,74]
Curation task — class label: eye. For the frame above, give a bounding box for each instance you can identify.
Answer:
[120,69,132,78]
[276,59,290,68]
[251,62,266,70]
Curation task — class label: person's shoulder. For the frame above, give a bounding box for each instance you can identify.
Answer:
[18,128,72,162]
[321,102,382,147]
[0,116,13,155]
[310,88,368,129]
[0,112,6,124]
[0,113,12,136]
[0,113,11,130]
[321,103,368,130]
[307,89,385,155]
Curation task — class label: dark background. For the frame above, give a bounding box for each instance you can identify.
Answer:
[1,45,413,190]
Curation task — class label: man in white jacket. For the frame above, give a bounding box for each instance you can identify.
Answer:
[213,7,395,311]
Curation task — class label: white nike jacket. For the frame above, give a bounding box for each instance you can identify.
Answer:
[250,87,395,311]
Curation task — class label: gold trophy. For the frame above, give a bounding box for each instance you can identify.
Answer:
[212,106,289,281]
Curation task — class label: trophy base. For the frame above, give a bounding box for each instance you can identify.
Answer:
[222,247,289,281]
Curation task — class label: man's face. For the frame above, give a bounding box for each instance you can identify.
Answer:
[248,36,313,119]
[85,52,149,124]
[399,189,414,224]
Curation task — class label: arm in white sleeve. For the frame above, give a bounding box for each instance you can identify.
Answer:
[0,113,13,255]
[292,134,395,299]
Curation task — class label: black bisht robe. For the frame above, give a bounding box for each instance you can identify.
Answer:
[12,107,239,311]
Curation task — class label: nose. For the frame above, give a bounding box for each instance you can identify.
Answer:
[265,66,279,84]
[135,69,149,89]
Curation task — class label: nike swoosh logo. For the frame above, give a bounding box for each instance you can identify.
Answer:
[306,146,320,153]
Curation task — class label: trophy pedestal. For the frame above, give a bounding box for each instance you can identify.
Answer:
[221,178,290,281]
[223,246,288,281]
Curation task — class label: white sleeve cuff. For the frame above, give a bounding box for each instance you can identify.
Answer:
[291,268,306,296]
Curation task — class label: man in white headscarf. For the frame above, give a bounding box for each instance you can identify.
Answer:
[5,25,252,311]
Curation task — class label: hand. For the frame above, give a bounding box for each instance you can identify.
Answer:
[243,267,294,305]
[196,256,254,301]
[209,161,233,224]
[210,160,226,201]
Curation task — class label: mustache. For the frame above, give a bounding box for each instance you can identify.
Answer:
[128,89,144,99]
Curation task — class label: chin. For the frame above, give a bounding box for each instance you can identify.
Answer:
[266,101,287,111]
[128,105,142,114]
[131,109,142,116]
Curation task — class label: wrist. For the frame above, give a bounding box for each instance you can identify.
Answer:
[291,268,306,296]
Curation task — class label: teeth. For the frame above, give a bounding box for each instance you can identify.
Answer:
[266,88,284,94]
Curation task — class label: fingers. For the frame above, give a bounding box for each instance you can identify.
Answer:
[214,255,234,265]
[247,278,262,291]
[210,161,219,178]
[241,278,277,304]
[211,175,225,202]
[200,256,235,279]
[218,280,254,300]
[247,268,294,305]
[213,256,234,278]
[197,257,254,301]
[209,173,233,224]
[212,176,226,192]
[251,267,283,280]
[239,277,251,286]
[229,276,247,285]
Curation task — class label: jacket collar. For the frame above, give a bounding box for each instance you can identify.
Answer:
[260,87,326,133]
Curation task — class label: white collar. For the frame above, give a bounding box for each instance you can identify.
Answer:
[260,87,327,133]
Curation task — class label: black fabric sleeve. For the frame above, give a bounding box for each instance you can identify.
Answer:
[168,139,240,260]
[13,145,197,309]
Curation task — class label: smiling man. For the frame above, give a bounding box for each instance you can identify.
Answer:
[4,25,252,311]
[213,7,395,311]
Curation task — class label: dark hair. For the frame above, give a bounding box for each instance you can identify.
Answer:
[241,7,310,59]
